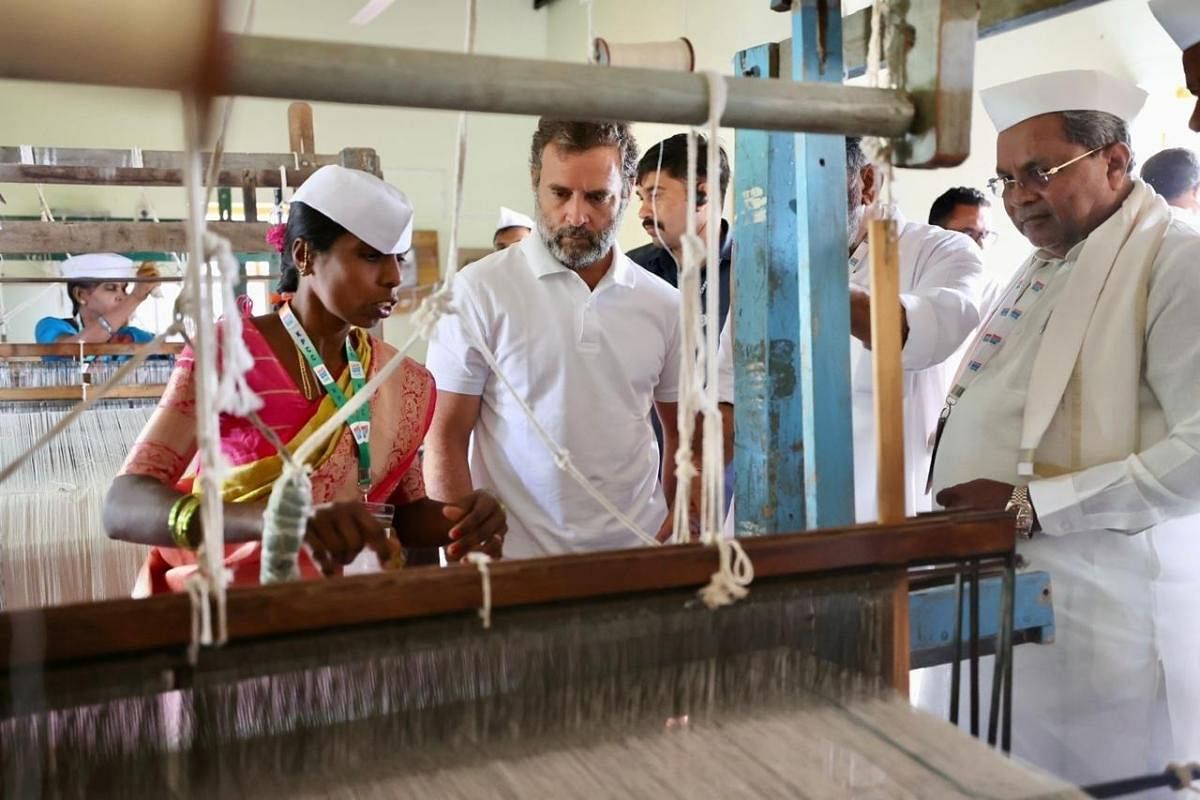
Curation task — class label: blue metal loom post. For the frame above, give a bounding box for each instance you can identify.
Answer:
[732,0,854,534]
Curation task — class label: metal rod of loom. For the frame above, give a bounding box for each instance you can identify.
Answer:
[1,27,915,137]
[225,36,915,135]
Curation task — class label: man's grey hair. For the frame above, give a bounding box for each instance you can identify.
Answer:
[1059,110,1135,173]
[529,118,639,199]
[846,136,870,175]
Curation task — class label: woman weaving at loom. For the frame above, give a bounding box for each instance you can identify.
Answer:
[35,252,160,355]
[103,165,506,595]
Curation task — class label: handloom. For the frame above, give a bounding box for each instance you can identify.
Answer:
[0,513,1080,799]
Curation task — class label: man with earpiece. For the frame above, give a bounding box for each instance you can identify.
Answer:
[629,133,732,331]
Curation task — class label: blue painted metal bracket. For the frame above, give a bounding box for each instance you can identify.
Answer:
[731,0,855,535]
[910,570,1055,669]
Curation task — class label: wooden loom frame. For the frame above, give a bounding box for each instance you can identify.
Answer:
[1,511,1014,715]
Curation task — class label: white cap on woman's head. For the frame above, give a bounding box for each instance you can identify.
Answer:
[291,165,414,254]
[495,206,534,232]
[980,69,1148,133]
[1150,0,1200,51]
[59,253,135,280]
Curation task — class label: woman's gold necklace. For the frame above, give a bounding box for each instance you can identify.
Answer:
[295,343,316,401]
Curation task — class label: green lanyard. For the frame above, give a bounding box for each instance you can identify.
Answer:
[278,302,372,495]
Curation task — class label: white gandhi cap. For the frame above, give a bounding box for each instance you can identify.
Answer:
[495,206,534,232]
[1149,0,1200,51]
[59,253,136,281]
[980,69,1148,133]
[291,165,414,254]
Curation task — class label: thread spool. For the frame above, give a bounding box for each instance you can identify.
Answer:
[0,0,223,95]
[592,37,695,72]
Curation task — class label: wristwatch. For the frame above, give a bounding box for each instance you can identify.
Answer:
[1006,485,1036,539]
[97,315,113,335]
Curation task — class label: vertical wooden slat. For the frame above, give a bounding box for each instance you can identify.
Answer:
[791,0,855,528]
[868,217,905,523]
[287,101,315,159]
[884,569,912,693]
[732,42,808,535]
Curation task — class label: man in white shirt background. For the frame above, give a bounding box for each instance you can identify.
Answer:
[714,137,986,530]
[424,119,681,558]
[843,137,988,522]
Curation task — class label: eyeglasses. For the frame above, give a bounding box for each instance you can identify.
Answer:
[959,228,999,247]
[986,144,1109,198]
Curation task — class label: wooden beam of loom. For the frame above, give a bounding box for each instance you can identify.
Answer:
[0,342,185,357]
[0,221,273,253]
[0,511,1014,672]
[0,146,381,187]
[0,384,166,402]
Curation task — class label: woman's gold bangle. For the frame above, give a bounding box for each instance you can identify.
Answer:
[167,493,202,550]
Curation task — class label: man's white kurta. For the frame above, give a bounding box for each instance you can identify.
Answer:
[717,213,985,528]
[847,214,986,522]
[928,207,1200,789]
[426,233,681,558]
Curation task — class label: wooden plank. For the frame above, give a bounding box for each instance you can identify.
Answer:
[287,102,315,155]
[0,220,273,253]
[0,511,1014,669]
[0,342,184,357]
[791,1,855,528]
[868,218,906,524]
[843,0,1110,77]
[412,229,440,285]
[885,570,912,693]
[0,383,166,401]
[0,149,341,188]
[892,0,978,168]
[732,42,809,535]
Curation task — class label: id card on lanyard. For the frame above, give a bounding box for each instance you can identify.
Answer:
[279,302,372,496]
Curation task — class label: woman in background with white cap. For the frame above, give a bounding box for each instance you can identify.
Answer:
[103,166,506,595]
[35,252,158,348]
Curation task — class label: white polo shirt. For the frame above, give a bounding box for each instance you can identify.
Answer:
[426,233,682,557]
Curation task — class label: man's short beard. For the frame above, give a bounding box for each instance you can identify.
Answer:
[535,198,625,271]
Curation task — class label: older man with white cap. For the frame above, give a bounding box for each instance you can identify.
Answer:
[492,206,533,252]
[925,69,1200,790]
[1149,0,1200,132]
[35,253,159,350]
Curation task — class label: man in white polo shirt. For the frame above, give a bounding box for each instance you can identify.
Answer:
[425,119,681,558]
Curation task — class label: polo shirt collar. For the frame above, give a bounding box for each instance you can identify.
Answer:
[522,227,637,288]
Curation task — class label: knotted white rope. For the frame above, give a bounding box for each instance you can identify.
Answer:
[206,232,262,418]
[464,551,493,629]
[692,70,754,609]
[182,93,229,648]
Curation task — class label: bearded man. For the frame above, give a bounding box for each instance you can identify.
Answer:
[425,119,682,557]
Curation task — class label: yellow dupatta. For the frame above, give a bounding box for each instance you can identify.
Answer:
[215,329,373,503]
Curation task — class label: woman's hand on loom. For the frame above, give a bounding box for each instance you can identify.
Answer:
[305,501,395,576]
[442,491,507,561]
